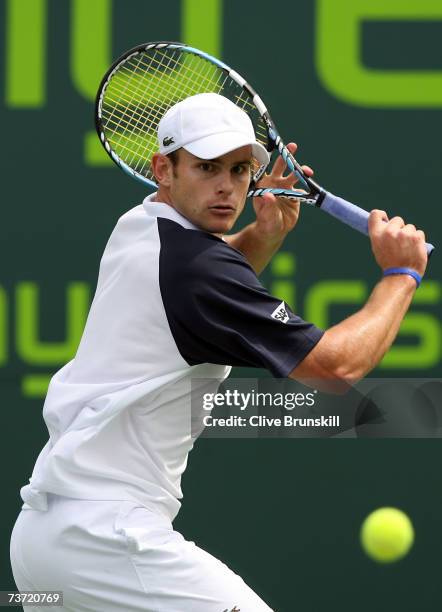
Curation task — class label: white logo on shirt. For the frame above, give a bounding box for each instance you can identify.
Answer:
[271,301,289,324]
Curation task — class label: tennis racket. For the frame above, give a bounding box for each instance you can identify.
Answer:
[95,41,434,256]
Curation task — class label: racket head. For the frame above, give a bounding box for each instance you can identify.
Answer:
[95,42,272,190]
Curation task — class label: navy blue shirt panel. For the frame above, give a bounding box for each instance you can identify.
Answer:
[158,217,324,377]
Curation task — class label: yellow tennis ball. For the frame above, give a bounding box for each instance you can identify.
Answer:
[360,507,414,563]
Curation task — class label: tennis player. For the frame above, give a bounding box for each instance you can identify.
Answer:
[10,93,427,611]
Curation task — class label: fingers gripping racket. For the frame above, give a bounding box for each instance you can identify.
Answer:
[96,42,434,256]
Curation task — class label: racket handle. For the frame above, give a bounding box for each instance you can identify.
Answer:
[321,192,435,257]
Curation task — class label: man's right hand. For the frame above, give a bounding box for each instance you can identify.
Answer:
[368,210,428,277]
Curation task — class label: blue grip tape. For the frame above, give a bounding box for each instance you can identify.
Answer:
[320,192,435,256]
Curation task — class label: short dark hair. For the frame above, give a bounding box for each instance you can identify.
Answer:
[167,150,180,166]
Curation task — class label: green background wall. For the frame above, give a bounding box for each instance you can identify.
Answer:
[1,1,441,610]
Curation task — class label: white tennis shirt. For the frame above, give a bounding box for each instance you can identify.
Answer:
[21,194,322,521]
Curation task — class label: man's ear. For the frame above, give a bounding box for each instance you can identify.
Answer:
[151,153,174,187]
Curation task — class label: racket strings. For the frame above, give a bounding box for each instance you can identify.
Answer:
[103,49,222,121]
[108,60,222,143]
[103,50,225,177]
[104,53,147,148]
[100,47,269,181]
[123,50,182,171]
[105,51,178,169]
[103,55,139,127]
[130,52,191,173]
[132,51,230,174]
[133,52,228,174]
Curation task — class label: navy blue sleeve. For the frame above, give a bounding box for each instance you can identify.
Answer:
[158,218,324,377]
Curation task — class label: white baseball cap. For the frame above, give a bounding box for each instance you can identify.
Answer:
[157,93,270,165]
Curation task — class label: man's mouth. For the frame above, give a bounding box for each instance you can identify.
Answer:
[209,204,235,212]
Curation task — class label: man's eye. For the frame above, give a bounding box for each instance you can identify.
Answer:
[199,163,213,172]
[233,165,249,175]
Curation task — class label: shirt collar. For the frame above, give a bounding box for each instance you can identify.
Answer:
[142,193,200,231]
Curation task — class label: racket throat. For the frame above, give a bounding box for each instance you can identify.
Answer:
[315,189,327,208]
[305,177,326,207]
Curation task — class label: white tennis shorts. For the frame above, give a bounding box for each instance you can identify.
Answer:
[10,495,274,611]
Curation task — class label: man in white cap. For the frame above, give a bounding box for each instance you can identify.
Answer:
[152,92,314,265]
[11,93,427,611]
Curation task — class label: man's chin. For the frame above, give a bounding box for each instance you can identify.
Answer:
[207,221,236,236]
[197,215,237,236]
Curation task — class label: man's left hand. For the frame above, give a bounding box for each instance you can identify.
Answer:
[252,142,314,243]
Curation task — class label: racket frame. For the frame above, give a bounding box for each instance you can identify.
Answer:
[95,41,324,205]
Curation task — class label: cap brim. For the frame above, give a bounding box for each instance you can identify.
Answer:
[183,131,270,166]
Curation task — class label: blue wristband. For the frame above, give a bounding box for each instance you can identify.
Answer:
[383,267,422,288]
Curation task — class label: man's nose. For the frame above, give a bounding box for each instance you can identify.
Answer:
[216,170,234,194]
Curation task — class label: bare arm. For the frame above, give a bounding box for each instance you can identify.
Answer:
[290,274,416,383]
[290,210,428,384]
